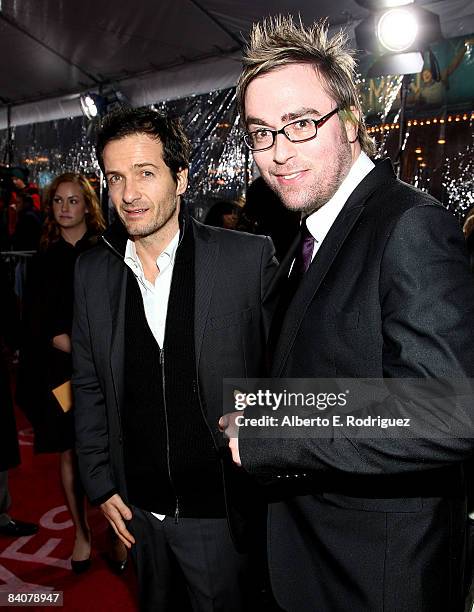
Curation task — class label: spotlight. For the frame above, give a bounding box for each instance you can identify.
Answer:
[80,93,106,120]
[377,8,418,53]
[79,89,129,120]
[355,3,442,76]
[356,5,441,56]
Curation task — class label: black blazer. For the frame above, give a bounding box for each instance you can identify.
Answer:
[240,160,474,611]
[72,216,277,549]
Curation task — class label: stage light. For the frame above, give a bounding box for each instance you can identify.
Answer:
[79,89,129,121]
[355,4,442,76]
[80,93,103,120]
[377,8,418,53]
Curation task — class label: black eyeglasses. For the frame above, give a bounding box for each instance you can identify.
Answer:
[244,107,340,152]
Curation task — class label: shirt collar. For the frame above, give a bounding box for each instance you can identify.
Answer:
[306,151,375,244]
[124,230,180,285]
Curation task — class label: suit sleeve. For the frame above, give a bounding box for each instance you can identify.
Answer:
[72,258,117,504]
[240,203,474,480]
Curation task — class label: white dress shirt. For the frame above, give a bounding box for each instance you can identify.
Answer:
[305,151,375,260]
[124,230,180,521]
[124,231,179,348]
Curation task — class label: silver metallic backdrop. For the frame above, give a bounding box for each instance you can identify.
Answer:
[0,86,473,221]
[0,89,248,220]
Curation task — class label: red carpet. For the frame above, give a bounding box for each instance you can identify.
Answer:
[0,409,138,611]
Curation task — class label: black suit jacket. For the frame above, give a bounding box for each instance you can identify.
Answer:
[72,215,277,549]
[240,160,474,611]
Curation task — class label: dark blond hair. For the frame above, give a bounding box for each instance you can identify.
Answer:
[40,173,106,250]
[237,15,375,156]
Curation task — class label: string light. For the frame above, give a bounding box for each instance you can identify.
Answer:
[23,156,50,165]
[367,112,472,134]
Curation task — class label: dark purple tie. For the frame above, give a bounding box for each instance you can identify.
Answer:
[290,220,315,282]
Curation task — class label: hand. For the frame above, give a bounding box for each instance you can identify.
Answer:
[218,413,242,467]
[100,494,135,549]
[52,333,72,353]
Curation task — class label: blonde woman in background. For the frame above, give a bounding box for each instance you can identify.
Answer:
[19,173,126,574]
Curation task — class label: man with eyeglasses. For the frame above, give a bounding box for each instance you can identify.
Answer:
[221,15,474,612]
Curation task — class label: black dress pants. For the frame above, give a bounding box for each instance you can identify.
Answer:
[129,507,251,612]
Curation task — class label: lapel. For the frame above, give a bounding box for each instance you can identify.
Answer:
[108,253,128,412]
[193,220,219,370]
[272,159,395,376]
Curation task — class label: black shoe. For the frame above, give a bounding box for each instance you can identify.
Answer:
[0,519,38,537]
[71,558,92,574]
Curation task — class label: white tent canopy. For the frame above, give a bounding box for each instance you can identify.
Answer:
[1,0,473,129]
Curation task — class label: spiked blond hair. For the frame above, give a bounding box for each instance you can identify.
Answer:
[237,15,375,156]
